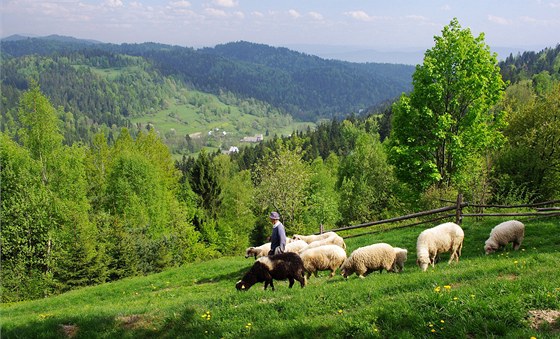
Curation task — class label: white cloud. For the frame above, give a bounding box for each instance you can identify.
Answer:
[169,1,191,8]
[104,0,123,8]
[233,11,244,19]
[288,9,301,19]
[308,11,323,20]
[344,10,372,22]
[488,15,511,25]
[440,4,451,11]
[205,7,227,17]
[213,0,238,8]
[251,11,264,18]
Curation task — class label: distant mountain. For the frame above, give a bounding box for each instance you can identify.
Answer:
[1,36,414,121]
[1,34,101,45]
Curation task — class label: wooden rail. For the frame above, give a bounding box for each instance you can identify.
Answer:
[321,195,559,237]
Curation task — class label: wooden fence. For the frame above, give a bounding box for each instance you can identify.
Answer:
[325,194,560,238]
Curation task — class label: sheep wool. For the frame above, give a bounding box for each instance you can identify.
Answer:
[340,243,396,278]
[392,247,408,273]
[303,234,347,250]
[416,222,464,272]
[285,239,308,253]
[292,231,337,244]
[299,245,347,278]
[484,220,525,254]
[236,252,306,291]
[245,242,271,259]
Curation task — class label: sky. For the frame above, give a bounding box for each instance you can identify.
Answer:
[1,0,559,64]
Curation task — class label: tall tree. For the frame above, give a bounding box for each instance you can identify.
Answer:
[388,18,506,192]
[337,124,395,225]
[495,82,560,200]
[253,144,311,234]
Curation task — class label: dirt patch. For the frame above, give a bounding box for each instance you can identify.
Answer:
[60,324,79,338]
[117,314,152,330]
[497,273,518,281]
[528,309,560,330]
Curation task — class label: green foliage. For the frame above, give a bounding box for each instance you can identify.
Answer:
[389,18,506,193]
[304,155,342,229]
[495,82,560,200]
[253,144,312,234]
[337,123,396,224]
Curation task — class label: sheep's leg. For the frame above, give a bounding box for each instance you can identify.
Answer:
[513,241,521,250]
[288,278,295,288]
[264,280,270,290]
[269,280,275,291]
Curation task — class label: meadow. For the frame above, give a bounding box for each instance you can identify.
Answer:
[2,217,559,338]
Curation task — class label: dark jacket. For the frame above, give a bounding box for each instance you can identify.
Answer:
[269,222,286,255]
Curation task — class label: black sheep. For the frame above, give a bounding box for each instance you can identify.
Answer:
[236,252,306,291]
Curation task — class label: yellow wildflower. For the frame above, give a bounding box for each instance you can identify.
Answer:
[444,285,451,290]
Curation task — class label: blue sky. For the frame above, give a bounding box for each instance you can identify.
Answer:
[1,0,559,63]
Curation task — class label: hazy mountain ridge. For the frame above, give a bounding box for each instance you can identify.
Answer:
[1,35,415,121]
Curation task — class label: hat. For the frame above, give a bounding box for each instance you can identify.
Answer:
[269,211,280,220]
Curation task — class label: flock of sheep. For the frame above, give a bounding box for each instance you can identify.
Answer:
[236,220,525,291]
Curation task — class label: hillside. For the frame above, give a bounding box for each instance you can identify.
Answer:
[2,217,559,338]
[1,36,414,122]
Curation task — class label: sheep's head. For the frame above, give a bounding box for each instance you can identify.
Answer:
[484,244,497,255]
[416,258,429,272]
[292,235,302,240]
[484,240,498,255]
[236,280,248,291]
[245,247,255,258]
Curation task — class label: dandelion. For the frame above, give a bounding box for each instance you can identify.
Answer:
[201,311,211,320]
[530,336,537,339]
[453,297,458,301]
[444,285,451,290]
[514,260,518,265]
[431,329,436,333]
[440,320,445,324]
[434,286,441,293]
[428,323,434,327]
[338,309,343,315]
[470,294,475,299]
[245,322,252,329]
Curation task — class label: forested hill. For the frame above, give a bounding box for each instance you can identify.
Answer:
[499,44,560,83]
[1,36,414,121]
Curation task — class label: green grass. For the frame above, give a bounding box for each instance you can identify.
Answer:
[2,217,559,338]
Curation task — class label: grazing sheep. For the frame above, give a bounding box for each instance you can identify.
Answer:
[292,231,337,244]
[416,222,464,272]
[484,220,525,254]
[236,252,306,291]
[391,247,408,273]
[302,234,347,251]
[245,242,271,259]
[285,239,308,253]
[340,243,396,278]
[299,245,347,278]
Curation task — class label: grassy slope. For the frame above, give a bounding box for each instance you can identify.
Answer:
[2,217,559,338]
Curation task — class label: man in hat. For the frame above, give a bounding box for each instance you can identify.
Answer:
[268,211,286,255]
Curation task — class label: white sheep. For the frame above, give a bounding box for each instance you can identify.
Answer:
[285,239,308,253]
[391,247,408,273]
[292,231,337,244]
[340,243,396,278]
[484,220,525,254]
[302,234,347,251]
[416,222,464,272]
[245,242,271,259]
[299,245,347,278]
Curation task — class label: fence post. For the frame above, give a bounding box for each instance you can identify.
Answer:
[320,224,324,234]
[455,193,463,225]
